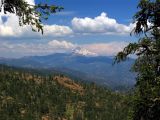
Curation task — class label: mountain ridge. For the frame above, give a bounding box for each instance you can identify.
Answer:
[0,53,136,90]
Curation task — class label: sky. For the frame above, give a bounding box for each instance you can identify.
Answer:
[0,0,139,58]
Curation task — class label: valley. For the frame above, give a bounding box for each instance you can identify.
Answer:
[0,53,136,90]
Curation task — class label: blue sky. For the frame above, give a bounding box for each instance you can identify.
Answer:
[42,0,138,24]
[0,0,139,58]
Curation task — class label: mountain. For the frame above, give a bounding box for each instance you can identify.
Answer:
[0,53,136,90]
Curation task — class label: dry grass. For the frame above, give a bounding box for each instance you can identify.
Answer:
[54,76,84,94]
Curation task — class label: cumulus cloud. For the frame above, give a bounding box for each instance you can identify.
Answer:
[72,12,134,35]
[0,8,134,38]
[0,13,30,37]
[0,40,77,58]
[43,25,73,37]
[48,40,75,49]
[0,15,73,38]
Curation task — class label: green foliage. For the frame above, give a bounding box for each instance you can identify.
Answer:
[115,0,160,120]
[0,0,63,34]
[0,65,131,120]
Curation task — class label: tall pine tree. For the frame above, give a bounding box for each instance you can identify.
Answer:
[115,0,160,119]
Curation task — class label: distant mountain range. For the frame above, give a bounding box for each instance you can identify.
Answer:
[0,52,136,90]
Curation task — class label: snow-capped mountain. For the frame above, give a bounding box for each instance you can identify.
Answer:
[0,53,135,89]
[72,47,97,56]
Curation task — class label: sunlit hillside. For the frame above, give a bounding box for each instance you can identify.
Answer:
[0,65,132,120]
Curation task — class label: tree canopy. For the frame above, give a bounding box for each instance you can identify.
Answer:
[115,0,160,119]
[0,0,63,34]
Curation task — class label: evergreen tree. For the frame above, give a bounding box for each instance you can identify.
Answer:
[115,0,160,119]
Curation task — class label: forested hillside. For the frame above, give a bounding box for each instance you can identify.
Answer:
[0,64,132,120]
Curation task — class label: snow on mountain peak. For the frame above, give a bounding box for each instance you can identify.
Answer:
[72,47,97,56]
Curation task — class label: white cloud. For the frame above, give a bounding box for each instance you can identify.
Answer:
[0,13,73,38]
[0,9,134,38]
[82,42,128,56]
[0,40,76,58]
[0,17,73,38]
[25,0,35,5]
[72,12,134,35]
[48,40,75,49]
[0,13,28,37]
[43,25,73,37]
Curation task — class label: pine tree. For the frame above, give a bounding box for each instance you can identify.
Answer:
[115,0,160,119]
